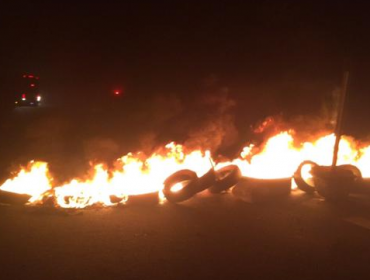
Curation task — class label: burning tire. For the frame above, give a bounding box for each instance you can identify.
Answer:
[208,165,242,193]
[339,165,362,181]
[312,166,355,202]
[293,160,319,194]
[339,164,363,193]
[163,169,200,203]
[197,168,216,192]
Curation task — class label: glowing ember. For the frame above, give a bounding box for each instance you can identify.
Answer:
[1,132,370,208]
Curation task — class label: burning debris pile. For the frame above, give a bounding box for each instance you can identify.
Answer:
[1,131,370,209]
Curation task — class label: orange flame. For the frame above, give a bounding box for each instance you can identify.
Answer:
[0,161,52,203]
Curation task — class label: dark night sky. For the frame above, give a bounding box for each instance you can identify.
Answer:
[1,0,370,122]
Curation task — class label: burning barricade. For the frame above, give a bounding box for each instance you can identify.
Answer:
[3,70,370,208]
[1,130,370,208]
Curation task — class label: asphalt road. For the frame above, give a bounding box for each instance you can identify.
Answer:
[1,191,370,280]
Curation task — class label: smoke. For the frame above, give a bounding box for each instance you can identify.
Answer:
[137,77,343,155]
[319,86,341,127]
[183,87,239,153]
[237,85,345,147]
[126,76,240,155]
[134,94,184,153]
[83,137,120,163]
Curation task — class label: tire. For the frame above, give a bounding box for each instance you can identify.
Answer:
[312,166,353,202]
[338,164,366,193]
[209,165,242,193]
[338,164,362,181]
[196,168,216,193]
[163,169,200,203]
[293,160,319,194]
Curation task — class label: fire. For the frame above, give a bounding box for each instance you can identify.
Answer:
[1,132,370,208]
[355,146,370,178]
[231,132,361,179]
[235,131,300,178]
[110,143,212,197]
[54,164,113,208]
[6,143,213,209]
[0,161,52,203]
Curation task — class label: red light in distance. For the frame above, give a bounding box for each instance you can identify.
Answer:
[114,90,120,95]
[30,84,35,87]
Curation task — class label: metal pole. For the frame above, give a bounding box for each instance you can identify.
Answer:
[332,71,350,168]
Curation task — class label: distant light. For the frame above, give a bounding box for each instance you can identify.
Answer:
[114,90,120,95]
[30,84,35,87]
[23,75,27,78]
[15,101,18,104]
[22,93,26,100]
[37,95,41,101]
[28,75,34,78]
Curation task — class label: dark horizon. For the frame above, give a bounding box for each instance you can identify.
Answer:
[1,1,370,136]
